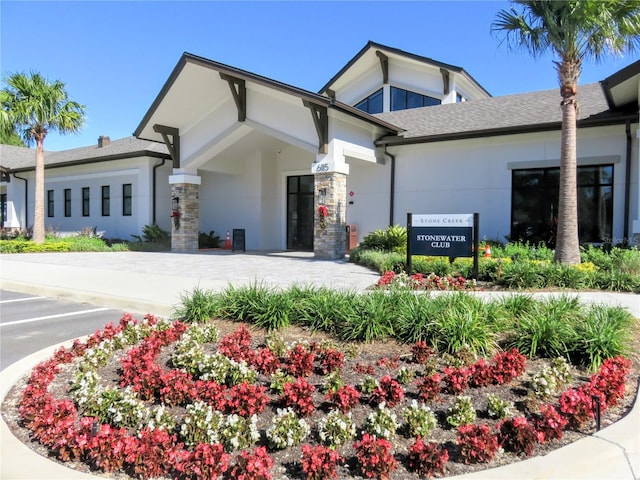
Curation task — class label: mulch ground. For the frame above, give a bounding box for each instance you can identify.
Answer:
[2,318,639,480]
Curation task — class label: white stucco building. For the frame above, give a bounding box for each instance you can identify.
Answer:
[2,42,639,256]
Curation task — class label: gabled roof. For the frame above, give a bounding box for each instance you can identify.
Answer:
[319,40,491,98]
[0,137,170,172]
[374,82,636,146]
[134,52,402,144]
[601,59,640,109]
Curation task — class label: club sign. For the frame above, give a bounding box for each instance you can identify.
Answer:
[407,212,479,279]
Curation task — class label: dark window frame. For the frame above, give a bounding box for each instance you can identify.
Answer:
[82,187,90,217]
[510,164,614,245]
[122,183,132,216]
[101,185,110,216]
[64,188,71,217]
[390,86,440,111]
[354,88,383,114]
[47,190,55,218]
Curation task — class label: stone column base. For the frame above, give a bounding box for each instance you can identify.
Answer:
[171,183,199,253]
[314,172,346,260]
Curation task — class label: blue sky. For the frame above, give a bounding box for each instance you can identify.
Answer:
[2,0,638,151]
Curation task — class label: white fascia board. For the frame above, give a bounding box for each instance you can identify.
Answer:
[169,173,201,185]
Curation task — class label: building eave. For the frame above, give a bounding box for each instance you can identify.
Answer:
[375,113,638,147]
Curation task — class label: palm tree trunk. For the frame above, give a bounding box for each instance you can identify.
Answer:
[554,94,581,264]
[32,138,45,244]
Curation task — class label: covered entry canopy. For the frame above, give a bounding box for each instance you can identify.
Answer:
[134,52,402,173]
[133,52,401,255]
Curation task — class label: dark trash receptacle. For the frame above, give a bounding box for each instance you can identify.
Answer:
[346,224,357,253]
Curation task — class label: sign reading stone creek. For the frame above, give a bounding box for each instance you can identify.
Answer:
[407,213,479,279]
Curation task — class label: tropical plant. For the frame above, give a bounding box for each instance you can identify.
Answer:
[492,0,640,264]
[1,72,85,243]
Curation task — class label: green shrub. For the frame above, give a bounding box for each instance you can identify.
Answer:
[199,230,222,249]
[428,293,499,356]
[507,296,582,358]
[174,285,223,323]
[499,261,547,289]
[359,225,407,253]
[131,223,170,243]
[337,291,396,342]
[570,305,634,371]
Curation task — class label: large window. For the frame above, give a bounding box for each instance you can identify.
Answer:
[47,190,54,218]
[102,185,110,216]
[511,164,613,245]
[122,183,132,216]
[64,189,71,217]
[82,187,90,217]
[391,87,440,111]
[354,89,383,114]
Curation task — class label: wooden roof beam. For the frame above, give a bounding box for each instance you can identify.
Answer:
[153,124,180,168]
[220,73,247,122]
[303,101,328,154]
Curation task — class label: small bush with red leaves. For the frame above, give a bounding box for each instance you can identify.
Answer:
[286,344,316,377]
[533,404,568,444]
[411,341,434,365]
[370,375,405,407]
[319,348,345,375]
[558,387,594,429]
[353,433,398,480]
[491,349,526,385]
[416,373,442,402]
[498,416,538,457]
[588,356,631,408]
[468,358,494,388]
[226,382,269,417]
[177,442,230,480]
[126,427,179,479]
[251,347,281,375]
[228,446,274,480]
[326,384,361,413]
[457,424,499,464]
[407,437,449,478]
[218,324,254,363]
[443,367,470,394]
[282,377,315,416]
[300,444,342,480]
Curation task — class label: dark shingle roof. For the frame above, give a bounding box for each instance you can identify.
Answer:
[0,137,169,172]
[374,82,613,141]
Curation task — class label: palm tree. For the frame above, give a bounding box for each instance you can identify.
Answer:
[492,0,640,264]
[1,72,85,243]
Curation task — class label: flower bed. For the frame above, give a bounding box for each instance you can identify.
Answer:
[3,313,636,480]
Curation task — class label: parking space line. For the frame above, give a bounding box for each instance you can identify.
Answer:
[0,308,110,327]
[0,296,46,304]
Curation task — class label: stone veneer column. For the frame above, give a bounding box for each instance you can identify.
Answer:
[314,172,347,259]
[169,175,200,253]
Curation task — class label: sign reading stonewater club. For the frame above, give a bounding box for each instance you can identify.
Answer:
[407,212,479,279]
[410,214,474,257]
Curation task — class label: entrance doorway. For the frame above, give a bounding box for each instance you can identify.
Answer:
[287,175,314,250]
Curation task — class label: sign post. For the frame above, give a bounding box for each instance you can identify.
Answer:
[406,213,479,280]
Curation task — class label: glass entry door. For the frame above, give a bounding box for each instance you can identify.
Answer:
[287,175,314,251]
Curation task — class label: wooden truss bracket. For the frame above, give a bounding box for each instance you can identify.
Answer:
[376,50,389,84]
[220,73,247,122]
[153,124,180,168]
[440,68,450,95]
[303,101,328,154]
